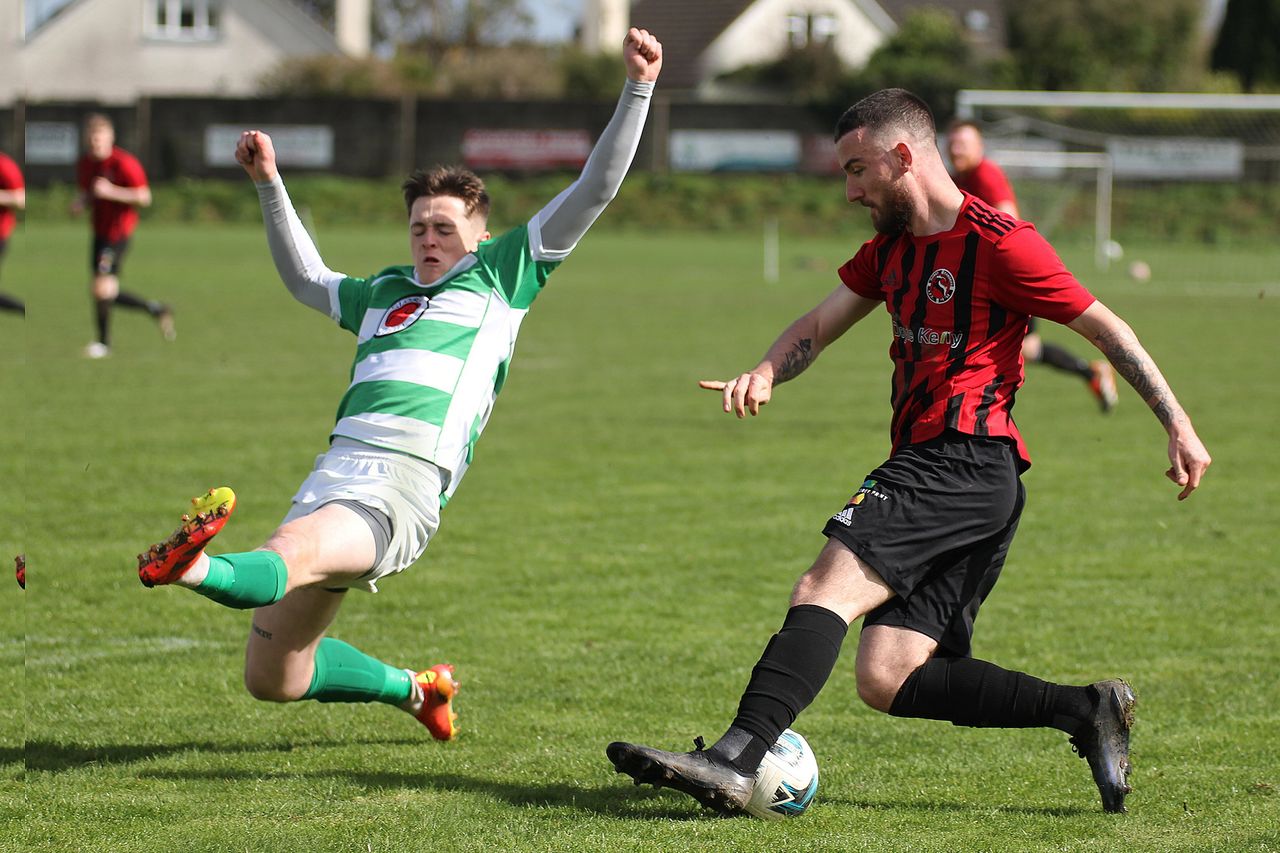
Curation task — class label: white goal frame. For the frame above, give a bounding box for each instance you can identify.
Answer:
[985,150,1114,271]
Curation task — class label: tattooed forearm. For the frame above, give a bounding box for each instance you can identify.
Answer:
[775,337,814,384]
[1093,327,1182,429]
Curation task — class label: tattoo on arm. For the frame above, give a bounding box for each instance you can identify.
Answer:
[775,338,814,384]
[251,624,273,640]
[1093,327,1180,429]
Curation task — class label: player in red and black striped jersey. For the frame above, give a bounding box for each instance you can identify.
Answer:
[608,89,1210,815]
[947,119,1118,412]
[73,114,174,358]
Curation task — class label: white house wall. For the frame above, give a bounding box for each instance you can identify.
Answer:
[702,0,892,89]
[13,0,341,104]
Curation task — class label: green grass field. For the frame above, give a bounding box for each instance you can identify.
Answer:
[2,220,1278,852]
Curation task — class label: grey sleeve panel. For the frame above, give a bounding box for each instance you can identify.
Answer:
[528,79,654,262]
[255,176,346,319]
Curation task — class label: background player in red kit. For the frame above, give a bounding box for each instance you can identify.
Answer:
[946,119,1117,412]
[608,89,1210,815]
[74,113,174,358]
[0,151,24,315]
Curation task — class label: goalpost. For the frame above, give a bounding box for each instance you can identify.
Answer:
[955,89,1280,271]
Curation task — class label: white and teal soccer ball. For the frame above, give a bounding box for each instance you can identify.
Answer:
[745,728,819,820]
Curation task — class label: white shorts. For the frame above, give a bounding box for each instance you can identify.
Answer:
[283,438,443,592]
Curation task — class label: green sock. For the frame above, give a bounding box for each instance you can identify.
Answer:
[194,552,288,609]
[302,638,415,705]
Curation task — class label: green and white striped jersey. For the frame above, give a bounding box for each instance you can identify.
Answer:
[328,223,557,502]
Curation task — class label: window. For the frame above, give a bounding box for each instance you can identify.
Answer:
[146,0,222,41]
[787,11,840,48]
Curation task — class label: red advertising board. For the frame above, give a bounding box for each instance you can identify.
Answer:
[462,129,593,170]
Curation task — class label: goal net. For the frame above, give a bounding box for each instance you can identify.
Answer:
[954,90,1280,267]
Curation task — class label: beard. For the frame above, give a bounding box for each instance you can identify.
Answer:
[870,181,913,237]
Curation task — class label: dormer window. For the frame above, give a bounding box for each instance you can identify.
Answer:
[787,12,840,48]
[146,0,222,41]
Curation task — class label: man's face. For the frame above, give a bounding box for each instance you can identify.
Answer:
[836,128,913,237]
[946,125,983,175]
[408,195,490,285]
[86,124,114,160]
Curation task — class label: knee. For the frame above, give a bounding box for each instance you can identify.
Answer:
[243,667,308,703]
[855,672,901,713]
[855,660,912,713]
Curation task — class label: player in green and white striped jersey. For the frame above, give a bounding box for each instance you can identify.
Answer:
[137,29,665,740]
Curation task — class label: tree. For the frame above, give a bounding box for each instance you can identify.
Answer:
[1005,0,1202,91]
[834,9,1008,120]
[296,0,534,53]
[1211,0,1280,91]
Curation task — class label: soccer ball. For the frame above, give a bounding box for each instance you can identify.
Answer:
[745,728,819,820]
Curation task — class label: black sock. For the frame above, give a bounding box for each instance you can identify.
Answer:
[115,290,162,316]
[95,298,112,346]
[1035,342,1092,379]
[0,293,24,314]
[889,656,1094,734]
[712,604,848,774]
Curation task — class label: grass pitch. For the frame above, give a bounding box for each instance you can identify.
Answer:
[2,220,1278,852]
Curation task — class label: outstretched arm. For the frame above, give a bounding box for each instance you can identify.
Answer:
[700,286,880,417]
[531,28,662,259]
[1069,300,1211,499]
[234,130,343,318]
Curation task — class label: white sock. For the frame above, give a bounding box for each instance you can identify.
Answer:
[399,669,425,715]
[174,552,211,588]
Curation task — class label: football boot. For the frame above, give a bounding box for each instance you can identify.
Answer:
[607,737,753,815]
[1070,679,1136,813]
[414,664,459,741]
[138,487,236,587]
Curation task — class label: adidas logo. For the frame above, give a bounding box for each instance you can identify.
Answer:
[832,507,856,526]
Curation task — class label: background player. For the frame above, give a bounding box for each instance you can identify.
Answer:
[0,151,24,315]
[73,113,174,357]
[946,119,1117,412]
[608,89,1209,815]
[136,29,664,740]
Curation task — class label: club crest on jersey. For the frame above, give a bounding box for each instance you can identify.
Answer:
[376,295,430,337]
[926,268,957,304]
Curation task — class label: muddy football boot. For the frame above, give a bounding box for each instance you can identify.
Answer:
[607,737,754,815]
[1071,679,1136,813]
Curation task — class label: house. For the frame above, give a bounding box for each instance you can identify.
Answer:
[3,0,373,105]
[622,0,1006,94]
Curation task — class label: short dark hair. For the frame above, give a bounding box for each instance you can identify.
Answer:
[401,166,490,220]
[945,118,983,136]
[834,88,936,145]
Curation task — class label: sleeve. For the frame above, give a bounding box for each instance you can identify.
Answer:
[527,78,653,263]
[255,175,349,322]
[837,241,885,301]
[334,276,373,335]
[0,157,23,190]
[989,226,1096,324]
[973,161,1015,208]
[76,156,91,193]
[478,225,556,310]
[117,152,148,189]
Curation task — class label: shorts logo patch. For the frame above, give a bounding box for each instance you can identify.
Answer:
[832,479,889,526]
[376,295,430,337]
[926,268,956,304]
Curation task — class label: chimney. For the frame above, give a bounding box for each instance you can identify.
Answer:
[581,0,629,54]
[335,0,371,58]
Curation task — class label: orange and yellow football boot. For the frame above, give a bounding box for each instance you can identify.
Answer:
[414,663,459,741]
[138,487,236,587]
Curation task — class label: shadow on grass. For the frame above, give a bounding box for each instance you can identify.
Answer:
[17,737,421,772]
[140,766,707,820]
[824,794,1093,818]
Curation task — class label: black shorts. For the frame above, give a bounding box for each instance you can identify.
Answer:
[821,430,1025,658]
[92,237,130,276]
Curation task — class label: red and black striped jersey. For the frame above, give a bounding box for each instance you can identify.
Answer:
[838,194,1096,468]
